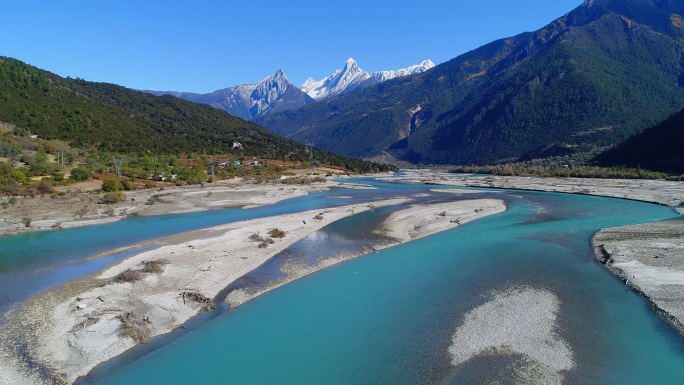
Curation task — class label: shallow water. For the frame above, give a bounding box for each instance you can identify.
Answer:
[2,176,684,383]
[0,187,387,317]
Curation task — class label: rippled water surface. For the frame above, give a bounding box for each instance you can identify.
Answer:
[2,176,683,384]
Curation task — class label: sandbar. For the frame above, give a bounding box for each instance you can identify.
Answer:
[0,176,380,236]
[449,286,574,384]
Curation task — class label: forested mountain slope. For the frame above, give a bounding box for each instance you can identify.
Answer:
[594,106,684,173]
[0,57,388,172]
[256,0,684,165]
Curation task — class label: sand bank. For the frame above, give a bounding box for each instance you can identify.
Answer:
[592,220,684,336]
[449,287,574,384]
[3,197,506,384]
[384,170,683,207]
[0,177,376,236]
[376,198,506,244]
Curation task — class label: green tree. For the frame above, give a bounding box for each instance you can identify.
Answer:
[0,142,22,159]
[64,152,75,165]
[0,163,12,176]
[102,178,123,192]
[34,148,47,164]
[99,191,123,204]
[29,163,50,176]
[9,170,26,183]
[70,167,90,181]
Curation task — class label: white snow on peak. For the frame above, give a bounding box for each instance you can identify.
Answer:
[371,59,436,82]
[300,58,374,101]
[301,59,436,101]
[301,77,316,90]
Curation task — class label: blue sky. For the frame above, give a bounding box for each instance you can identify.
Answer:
[4,0,583,93]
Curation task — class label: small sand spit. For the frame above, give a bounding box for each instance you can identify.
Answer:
[377,199,506,244]
[225,199,507,309]
[449,287,574,384]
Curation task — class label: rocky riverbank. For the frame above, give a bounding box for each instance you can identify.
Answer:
[592,220,684,335]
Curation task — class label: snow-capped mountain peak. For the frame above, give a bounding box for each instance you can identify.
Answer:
[248,69,296,116]
[301,77,316,90]
[301,58,435,101]
[371,60,436,82]
[300,58,375,101]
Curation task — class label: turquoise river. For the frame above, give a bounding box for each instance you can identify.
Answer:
[1,174,683,384]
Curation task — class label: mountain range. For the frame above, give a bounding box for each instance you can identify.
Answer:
[300,58,435,100]
[255,0,684,165]
[141,59,434,120]
[142,70,315,121]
